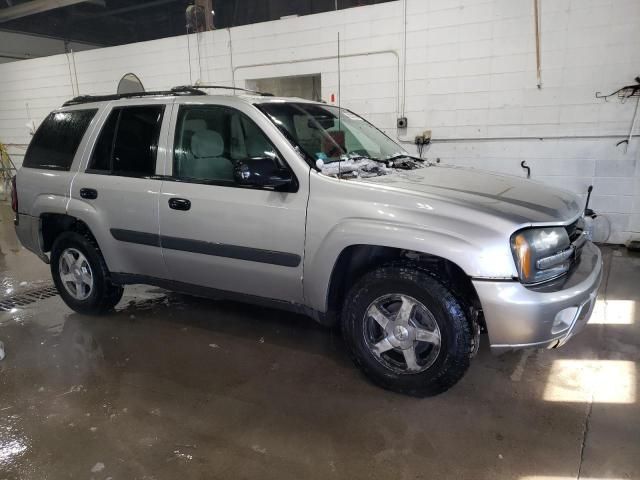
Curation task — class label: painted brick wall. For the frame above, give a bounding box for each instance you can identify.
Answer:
[1,0,639,243]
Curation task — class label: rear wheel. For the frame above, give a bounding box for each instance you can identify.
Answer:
[51,232,123,314]
[342,263,472,396]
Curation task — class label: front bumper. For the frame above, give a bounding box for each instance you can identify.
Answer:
[473,241,603,353]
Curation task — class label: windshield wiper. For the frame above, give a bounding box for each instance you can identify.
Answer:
[379,154,424,170]
[324,155,386,164]
[385,154,424,162]
[322,154,422,172]
[346,155,388,163]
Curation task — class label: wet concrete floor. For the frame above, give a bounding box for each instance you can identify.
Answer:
[0,204,639,479]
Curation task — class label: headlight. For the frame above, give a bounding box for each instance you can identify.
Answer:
[511,227,571,284]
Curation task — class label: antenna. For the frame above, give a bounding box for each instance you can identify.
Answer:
[337,31,342,179]
[585,185,594,217]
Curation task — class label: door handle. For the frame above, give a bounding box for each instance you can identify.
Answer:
[80,188,98,200]
[168,198,191,211]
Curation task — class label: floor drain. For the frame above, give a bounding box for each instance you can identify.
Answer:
[0,284,59,312]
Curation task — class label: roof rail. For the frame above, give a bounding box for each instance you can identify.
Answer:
[182,84,274,96]
[61,84,273,107]
[61,86,207,107]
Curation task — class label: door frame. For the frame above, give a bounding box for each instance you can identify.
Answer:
[66,98,175,277]
[164,97,312,181]
[156,96,311,304]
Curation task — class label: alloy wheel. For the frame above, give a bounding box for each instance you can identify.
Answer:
[363,294,441,374]
[58,248,94,301]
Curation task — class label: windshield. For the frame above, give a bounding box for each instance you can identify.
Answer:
[257,102,421,178]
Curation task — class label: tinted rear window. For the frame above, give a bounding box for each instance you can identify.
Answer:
[88,105,164,177]
[23,109,97,170]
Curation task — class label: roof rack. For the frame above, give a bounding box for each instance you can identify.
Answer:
[62,86,207,107]
[183,84,274,96]
[61,84,273,107]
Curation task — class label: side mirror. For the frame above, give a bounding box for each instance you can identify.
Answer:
[234,157,293,189]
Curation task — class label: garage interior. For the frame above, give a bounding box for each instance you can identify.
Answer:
[1,0,639,479]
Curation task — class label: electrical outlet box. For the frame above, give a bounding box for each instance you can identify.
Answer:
[414,130,432,145]
[397,117,408,129]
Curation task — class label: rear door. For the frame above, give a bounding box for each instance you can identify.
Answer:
[68,99,171,279]
[158,99,309,303]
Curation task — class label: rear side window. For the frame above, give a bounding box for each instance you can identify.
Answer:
[88,105,165,177]
[23,109,97,170]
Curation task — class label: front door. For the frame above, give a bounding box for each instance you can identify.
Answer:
[158,102,308,303]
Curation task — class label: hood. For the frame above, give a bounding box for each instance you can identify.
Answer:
[359,165,582,225]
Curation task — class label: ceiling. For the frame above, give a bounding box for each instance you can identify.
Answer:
[0,0,395,48]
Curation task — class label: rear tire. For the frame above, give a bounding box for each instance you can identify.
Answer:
[51,231,124,314]
[341,262,472,396]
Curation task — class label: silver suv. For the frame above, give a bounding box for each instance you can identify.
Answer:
[13,86,603,396]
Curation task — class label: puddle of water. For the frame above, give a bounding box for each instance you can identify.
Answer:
[0,415,30,471]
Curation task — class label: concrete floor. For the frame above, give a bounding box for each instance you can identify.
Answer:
[0,204,639,480]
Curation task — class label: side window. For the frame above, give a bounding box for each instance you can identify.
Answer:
[174,105,281,185]
[23,109,97,170]
[88,105,164,176]
[90,110,118,172]
[229,112,277,162]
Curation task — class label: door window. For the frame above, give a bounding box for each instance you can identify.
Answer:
[23,109,97,171]
[173,105,282,185]
[88,105,165,176]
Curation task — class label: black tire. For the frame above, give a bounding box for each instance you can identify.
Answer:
[51,231,124,314]
[341,262,472,397]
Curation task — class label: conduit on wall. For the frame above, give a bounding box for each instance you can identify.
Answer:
[533,0,542,88]
[401,0,408,119]
[64,48,80,97]
[228,28,235,90]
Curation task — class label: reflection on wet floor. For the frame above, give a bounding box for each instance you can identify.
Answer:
[0,203,639,479]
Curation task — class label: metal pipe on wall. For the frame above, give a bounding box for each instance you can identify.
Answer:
[424,134,631,143]
[228,28,235,88]
[533,0,542,88]
[401,0,408,118]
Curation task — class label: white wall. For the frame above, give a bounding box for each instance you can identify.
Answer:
[246,75,321,101]
[0,0,639,243]
[0,31,98,63]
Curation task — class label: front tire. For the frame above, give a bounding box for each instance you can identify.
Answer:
[51,232,124,314]
[341,262,472,396]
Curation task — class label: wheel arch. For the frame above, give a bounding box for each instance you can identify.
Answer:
[322,244,483,331]
[40,213,100,253]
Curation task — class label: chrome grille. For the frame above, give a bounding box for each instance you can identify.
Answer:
[565,217,587,265]
[565,218,584,242]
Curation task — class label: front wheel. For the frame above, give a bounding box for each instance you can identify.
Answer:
[341,263,472,396]
[51,232,124,314]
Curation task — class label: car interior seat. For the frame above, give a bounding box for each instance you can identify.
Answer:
[186,129,234,181]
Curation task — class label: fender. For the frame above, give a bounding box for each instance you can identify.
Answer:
[65,196,118,271]
[303,217,517,313]
[30,193,68,218]
[25,193,69,262]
